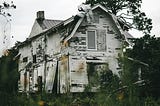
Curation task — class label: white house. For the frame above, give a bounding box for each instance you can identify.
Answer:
[17,4,133,93]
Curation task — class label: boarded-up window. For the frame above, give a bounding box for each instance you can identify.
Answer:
[87,31,96,49]
[97,30,106,51]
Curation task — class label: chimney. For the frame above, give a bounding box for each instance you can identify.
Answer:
[36,11,45,20]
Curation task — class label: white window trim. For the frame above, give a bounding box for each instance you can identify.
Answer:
[86,30,97,50]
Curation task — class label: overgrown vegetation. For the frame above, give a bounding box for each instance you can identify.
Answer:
[0,0,160,106]
[0,46,160,106]
[0,48,19,105]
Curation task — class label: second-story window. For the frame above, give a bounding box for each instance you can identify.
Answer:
[87,30,96,50]
[23,57,28,62]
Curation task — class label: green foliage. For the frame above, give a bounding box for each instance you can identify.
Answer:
[85,0,152,34]
[126,35,160,98]
[0,49,19,105]
[0,49,19,93]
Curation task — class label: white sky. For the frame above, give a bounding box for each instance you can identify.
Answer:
[0,0,160,55]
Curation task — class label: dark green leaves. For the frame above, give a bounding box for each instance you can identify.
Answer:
[126,35,160,97]
[85,0,152,34]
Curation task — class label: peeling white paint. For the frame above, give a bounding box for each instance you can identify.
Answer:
[17,4,131,93]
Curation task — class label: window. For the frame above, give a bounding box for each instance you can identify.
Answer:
[23,57,28,62]
[33,55,36,63]
[87,30,96,50]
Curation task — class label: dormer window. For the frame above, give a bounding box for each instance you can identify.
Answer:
[87,30,97,50]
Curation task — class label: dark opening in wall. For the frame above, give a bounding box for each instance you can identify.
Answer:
[37,76,42,93]
[87,63,99,87]
[33,55,36,63]
[23,57,28,62]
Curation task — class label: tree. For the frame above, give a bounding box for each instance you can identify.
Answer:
[0,48,19,105]
[0,48,18,92]
[126,35,160,98]
[0,1,16,55]
[85,0,152,34]
[0,1,16,17]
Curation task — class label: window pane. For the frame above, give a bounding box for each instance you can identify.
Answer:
[88,31,96,49]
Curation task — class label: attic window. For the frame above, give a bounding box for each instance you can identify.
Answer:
[23,57,28,62]
[87,30,96,50]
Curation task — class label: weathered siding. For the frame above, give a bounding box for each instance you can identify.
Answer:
[45,59,57,93]
[68,8,123,74]
[18,5,125,93]
[69,56,88,92]
[18,44,32,92]
[46,33,61,55]
[58,56,69,93]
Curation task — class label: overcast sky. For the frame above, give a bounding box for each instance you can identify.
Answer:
[0,0,160,55]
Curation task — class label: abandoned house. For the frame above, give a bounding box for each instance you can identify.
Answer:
[17,4,133,94]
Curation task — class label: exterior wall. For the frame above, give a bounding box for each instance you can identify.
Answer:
[18,7,124,93]
[69,8,122,75]
[18,35,47,92]
[57,8,123,92]
[46,33,61,55]
[18,44,32,92]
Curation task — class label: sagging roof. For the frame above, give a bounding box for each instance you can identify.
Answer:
[18,4,134,48]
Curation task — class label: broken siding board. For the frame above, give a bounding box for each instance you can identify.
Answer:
[45,60,57,93]
[19,70,25,91]
[69,56,88,92]
[33,68,38,91]
[29,69,34,91]
[58,56,69,93]
[26,71,30,92]
[37,62,45,83]
[69,32,87,51]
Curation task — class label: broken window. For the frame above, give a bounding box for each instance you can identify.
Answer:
[87,30,96,50]
[33,55,36,63]
[23,57,28,62]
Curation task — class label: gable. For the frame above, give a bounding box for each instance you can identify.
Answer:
[63,4,125,43]
[29,20,43,38]
[29,19,62,38]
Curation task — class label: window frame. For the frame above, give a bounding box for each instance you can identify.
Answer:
[86,30,97,50]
